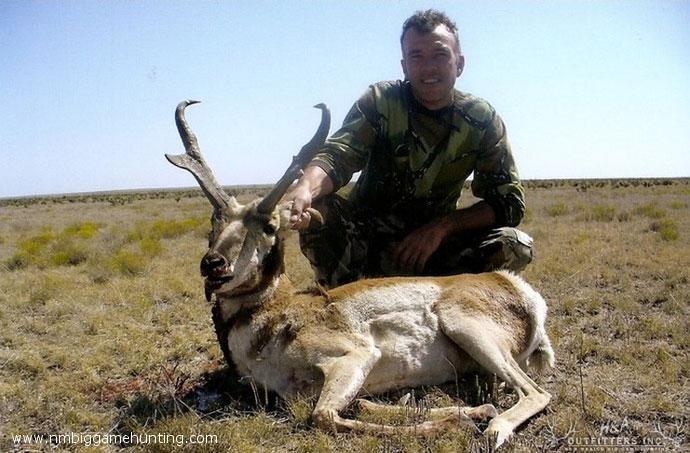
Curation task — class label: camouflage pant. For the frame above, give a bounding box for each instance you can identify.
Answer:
[299,195,534,288]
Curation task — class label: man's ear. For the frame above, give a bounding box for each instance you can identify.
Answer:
[401,58,409,80]
[456,55,465,77]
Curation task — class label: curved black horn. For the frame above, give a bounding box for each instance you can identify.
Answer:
[165,100,240,213]
[257,103,330,215]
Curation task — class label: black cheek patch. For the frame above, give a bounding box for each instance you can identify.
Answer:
[262,222,277,235]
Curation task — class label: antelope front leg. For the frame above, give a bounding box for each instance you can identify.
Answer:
[312,347,481,436]
[312,346,381,432]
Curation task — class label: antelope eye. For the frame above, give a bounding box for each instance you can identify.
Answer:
[262,223,276,235]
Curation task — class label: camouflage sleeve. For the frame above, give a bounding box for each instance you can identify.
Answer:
[470,113,526,227]
[309,88,379,190]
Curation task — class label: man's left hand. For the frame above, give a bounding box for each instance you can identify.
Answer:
[393,220,450,274]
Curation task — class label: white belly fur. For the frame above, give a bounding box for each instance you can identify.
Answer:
[340,282,465,393]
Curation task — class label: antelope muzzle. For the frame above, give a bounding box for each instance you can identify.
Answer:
[200,251,233,284]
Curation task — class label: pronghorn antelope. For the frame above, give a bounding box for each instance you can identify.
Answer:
[166,100,554,447]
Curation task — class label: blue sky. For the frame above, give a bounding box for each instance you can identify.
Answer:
[1,0,689,197]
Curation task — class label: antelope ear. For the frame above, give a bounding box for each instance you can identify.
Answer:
[277,201,295,230]
[305,207,324,225]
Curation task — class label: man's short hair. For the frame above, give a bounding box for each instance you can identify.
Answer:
[401,9,461,55]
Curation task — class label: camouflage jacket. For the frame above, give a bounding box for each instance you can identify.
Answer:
[310,80,525,228]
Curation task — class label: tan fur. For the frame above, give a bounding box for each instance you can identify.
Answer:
[436,273,532,355]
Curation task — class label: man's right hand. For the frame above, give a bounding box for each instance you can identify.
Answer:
[286,165,335,230]
[288,182,314,230]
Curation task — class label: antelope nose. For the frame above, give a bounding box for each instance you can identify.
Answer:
[200,252,227,277]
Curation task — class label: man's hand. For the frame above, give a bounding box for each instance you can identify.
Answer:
[287,181,314,230]
[393,201,498,273]
[393,219,450,274]
[285,165,335,230]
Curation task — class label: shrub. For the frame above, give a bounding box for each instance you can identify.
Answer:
[62,222,101,239]
[650,219,679,241]
[28,286,55,307]
[545,201,568,217]
[49,239,89,266]
[6,229,56,269]
[18,228,55,256]
[590,204,616,222]
[151,218,202,239]
[639,317,666,340]
[128,217,203,242]
[634,203,666,219]
[110,250,148,276]
[5,223,100,270]
[139,237,163,257]
[5,252,31,270]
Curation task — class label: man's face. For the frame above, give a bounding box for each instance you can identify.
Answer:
[401,24,465,110]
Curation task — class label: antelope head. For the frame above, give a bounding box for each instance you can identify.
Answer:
[166,100,330,301]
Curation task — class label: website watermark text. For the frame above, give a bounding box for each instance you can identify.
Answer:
[12,431,218,448]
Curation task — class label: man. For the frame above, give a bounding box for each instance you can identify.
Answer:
[288,9,533,288]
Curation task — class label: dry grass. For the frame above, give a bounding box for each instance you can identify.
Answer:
[1,179,688,451]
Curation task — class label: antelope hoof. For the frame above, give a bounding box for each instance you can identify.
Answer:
[464,403,498,421]
[484,419,513,448]
[355,399,378,412]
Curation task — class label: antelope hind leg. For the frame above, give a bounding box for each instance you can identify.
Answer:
[438,315,551,447]
[482,354,551,447]
[357,399,497,422]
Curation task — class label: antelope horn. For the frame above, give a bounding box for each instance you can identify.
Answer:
[256,103,330,215]
[165,100,240,214]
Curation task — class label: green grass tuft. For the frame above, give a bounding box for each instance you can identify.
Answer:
[634,203,667,219]
[4,223,102,269]
[650,219,679,241]
[110,250,148,276]
[140,237,164,256]
[5,252,31,270]
[19,228,56,255]
[62,221,101,239]
[589,204,616,222]
[545,201,568,217]
[128,217,205,242]
[49,238,89,266]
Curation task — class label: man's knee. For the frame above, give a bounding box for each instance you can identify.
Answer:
[480,227,533,272]
[426,227,533,275]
